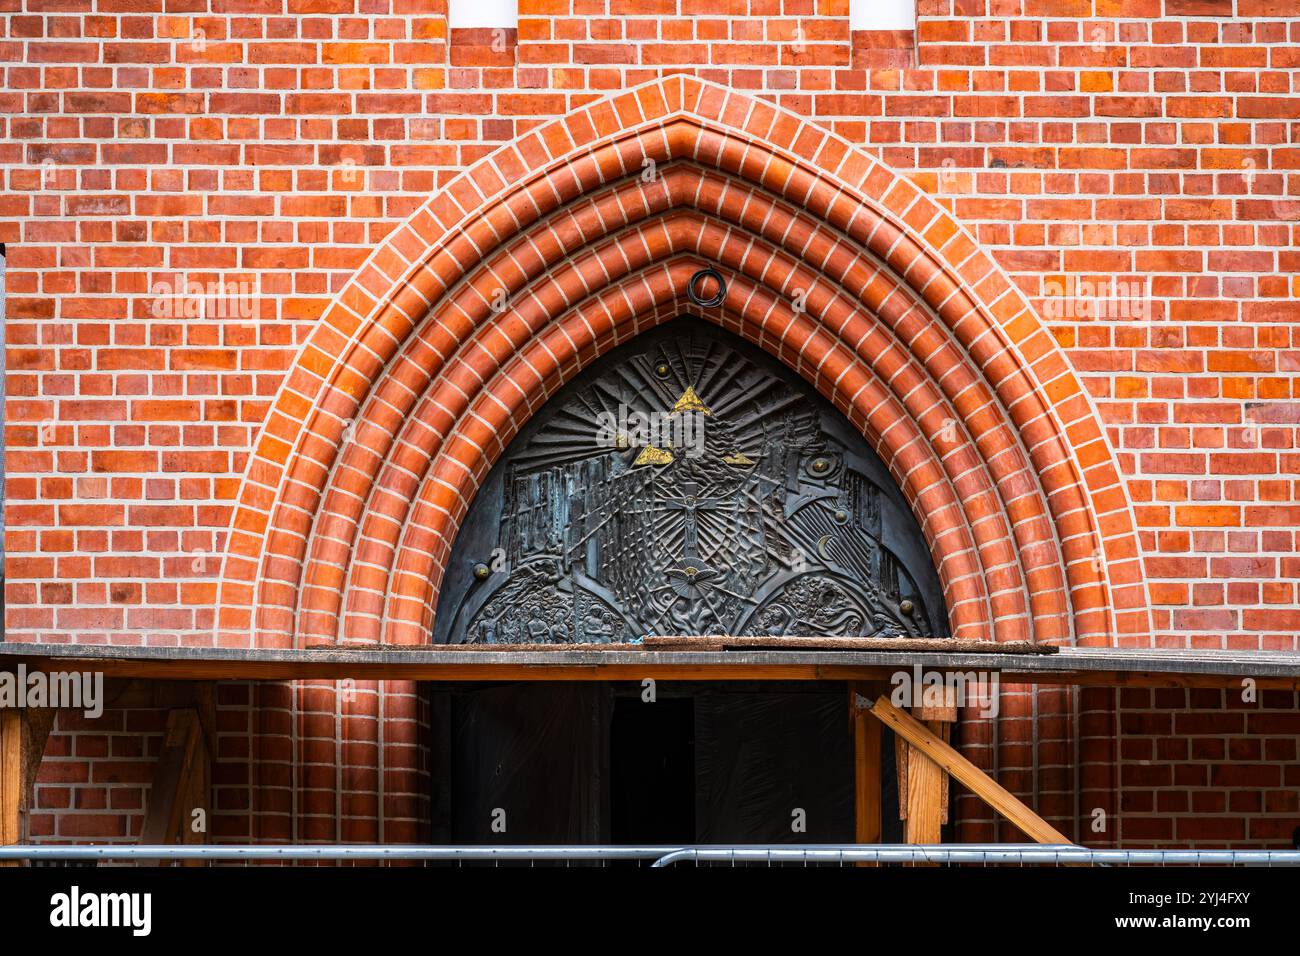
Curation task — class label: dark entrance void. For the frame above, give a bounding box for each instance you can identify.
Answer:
[610,695,695,844]
[428,681,899,846]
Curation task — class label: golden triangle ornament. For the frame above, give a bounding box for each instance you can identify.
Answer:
[671,386,711,416]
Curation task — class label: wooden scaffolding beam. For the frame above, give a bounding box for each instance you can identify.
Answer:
[2,642,1298,689]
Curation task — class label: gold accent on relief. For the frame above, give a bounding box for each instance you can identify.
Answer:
[671,386,712,416]
[633,445,674,466]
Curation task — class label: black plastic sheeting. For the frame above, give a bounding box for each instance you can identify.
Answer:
[694,689,853,843]
[434,682,901,845]
[449,683,606,843]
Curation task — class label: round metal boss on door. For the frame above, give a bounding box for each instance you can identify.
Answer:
[687,267,727,307]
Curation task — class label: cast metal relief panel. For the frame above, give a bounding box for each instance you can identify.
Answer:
[433,320,947,644]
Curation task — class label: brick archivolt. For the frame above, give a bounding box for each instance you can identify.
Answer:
[217,76,1149,650]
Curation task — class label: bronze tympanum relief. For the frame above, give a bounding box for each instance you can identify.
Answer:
[432,319,947,645]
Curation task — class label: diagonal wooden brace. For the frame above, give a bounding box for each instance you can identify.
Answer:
[140,707,211,865]
[865,694,1075,847]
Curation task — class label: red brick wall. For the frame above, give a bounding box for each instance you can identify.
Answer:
[1113,688,1300,847]
[956,686,1300,849]
[5,1,1299,846]
[31,680,430,846]
[30,707,161,843]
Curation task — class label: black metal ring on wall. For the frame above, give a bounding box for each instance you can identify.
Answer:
[687,267,726,308]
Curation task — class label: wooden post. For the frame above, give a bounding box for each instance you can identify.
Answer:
[0,710,20,865]
[893,691,955,855]
[0,707,55,866]
[902,735,945,846]
[851,683,882,849]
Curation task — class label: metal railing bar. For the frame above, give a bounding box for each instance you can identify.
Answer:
[0,845,676,862]
[2,843,1299,866]
[648,845,1300,867]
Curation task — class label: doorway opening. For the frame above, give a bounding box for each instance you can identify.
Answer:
[427,681,903,846]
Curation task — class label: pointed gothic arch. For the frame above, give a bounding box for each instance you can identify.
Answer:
[216,75,1149,652]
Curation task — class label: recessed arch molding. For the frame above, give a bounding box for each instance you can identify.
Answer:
[215,76,1150,652]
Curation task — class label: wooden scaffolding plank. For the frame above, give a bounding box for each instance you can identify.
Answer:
[3,642,1300,688]
[645,636,1055,654]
